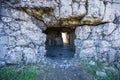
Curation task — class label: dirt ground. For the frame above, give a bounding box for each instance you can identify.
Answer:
[36,45,94,80]
[35,63,94,80]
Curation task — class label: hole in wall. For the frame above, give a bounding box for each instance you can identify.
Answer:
[61,32,69,45]
[44,27,76,60]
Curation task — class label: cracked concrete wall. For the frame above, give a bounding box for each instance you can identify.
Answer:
[0,0,120,65]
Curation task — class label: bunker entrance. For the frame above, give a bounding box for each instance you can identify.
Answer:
[44,27,76,59]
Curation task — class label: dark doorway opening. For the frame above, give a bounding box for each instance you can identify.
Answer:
[44,27,76,59]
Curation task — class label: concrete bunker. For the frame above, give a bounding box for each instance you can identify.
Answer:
[44,27,76,59]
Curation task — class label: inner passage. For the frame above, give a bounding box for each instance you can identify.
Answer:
[45,27,75,59]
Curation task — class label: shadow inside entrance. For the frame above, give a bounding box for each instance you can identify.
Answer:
[44,27,76,60]
[46,45,75,60]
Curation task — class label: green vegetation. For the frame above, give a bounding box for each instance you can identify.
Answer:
[81,60,116,80]
[0,64,40,80]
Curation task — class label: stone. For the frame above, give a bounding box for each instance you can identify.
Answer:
[2,0,117,27]
[102,3,115,22]
[98,41,112,53]
[99,40,111,48]
[38,46,46,56]
[108,49,117,63]
[4,24,13,35]
[32,19,46,30]
[21,21,46,45]
[0,45,7,61]
[8,36,16,47]
[75,22,120,63]
[96,71,106,77]
[8,21,20,31]
[111,39,120,48]
[89,61,96,65]
[87,0,105,19]
[60,0,72,18]
[104,25,120,47]
[79,47,96,59]
[113,0,120,3]
[113,16,120,24]
[23,48,37,64]
[90,25,103,40]
[0,22,3,30]
[81,40,95,49]
[1,17,13,22]
[5,47,23,64]
[0,61,5,67]
[75,26,91,40]
[72,2,86,16]
[74,39,82,47]
[0,36,8,45]
[103,23,117,35]
[15,34,31,46]
[37,46,46,61]
[10,9,31,21]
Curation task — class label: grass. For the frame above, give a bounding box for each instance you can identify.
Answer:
[80,60,116,80]
[0,64,40,80]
